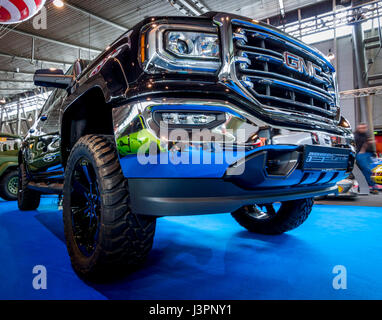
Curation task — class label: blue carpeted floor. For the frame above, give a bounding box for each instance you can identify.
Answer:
[0,197,381,300]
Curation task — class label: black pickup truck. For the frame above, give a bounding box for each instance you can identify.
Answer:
[19,12,354,279]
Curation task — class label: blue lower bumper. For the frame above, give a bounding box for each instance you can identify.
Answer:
[119,145,349,190]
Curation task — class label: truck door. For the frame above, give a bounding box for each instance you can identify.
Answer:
[25,88,66,179]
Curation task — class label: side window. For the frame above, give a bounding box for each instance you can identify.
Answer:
[41,89,67,134]
[37,66,73,134]
[0,137,21,151]
[39,89,56,116]
[36,90,56,131]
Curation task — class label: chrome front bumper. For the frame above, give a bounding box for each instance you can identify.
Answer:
[112,97,354,180]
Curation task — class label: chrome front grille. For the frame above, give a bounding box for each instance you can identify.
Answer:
[232,19,339,120]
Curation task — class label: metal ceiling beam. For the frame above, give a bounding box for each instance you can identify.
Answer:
[0,89,49,104]
[340,85,382,99]
[65,1,129,32]
[188,0,209,14]
[278,0,285,17]
[167,0,197,16]
[0,84,35,88]
[0,52,70,66]
[264,0,352,26]
[0,70,34,76]
[0,79,34,83]
[0,88,35,91]
[177,0,203,15]
[9,28,102,54]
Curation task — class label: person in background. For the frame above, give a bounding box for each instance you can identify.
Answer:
[354,123,379,194]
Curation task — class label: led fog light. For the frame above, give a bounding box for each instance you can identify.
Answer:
[162,113,216,125]
[153,111,226,128]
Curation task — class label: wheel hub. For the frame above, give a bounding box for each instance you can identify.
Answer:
[7,176,18,195]
[70,158,101,257]
[245,204,278,220]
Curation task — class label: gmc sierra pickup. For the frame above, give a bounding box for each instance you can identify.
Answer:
[19,12,354,279]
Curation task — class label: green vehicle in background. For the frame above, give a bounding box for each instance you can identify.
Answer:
[0,133,21,201]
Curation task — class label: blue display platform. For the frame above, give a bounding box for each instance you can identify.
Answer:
[0,197,381,300]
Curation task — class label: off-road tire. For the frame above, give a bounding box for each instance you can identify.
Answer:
[231,198,314,235]
[63,134,156,280]
[0,169,18,201]
[17,162,41,210]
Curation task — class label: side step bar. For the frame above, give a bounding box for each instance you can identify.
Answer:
[28,182,63,194]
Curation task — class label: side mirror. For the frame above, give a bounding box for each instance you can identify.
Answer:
[74,60,82,78]
[34,69,74,89]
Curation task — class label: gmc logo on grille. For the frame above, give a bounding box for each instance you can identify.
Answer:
[283,52,324,83]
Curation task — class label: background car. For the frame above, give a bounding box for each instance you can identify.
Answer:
[332,177,359,198]
[316,175,359,200]
[0,133,21,201]
[369,157,382,185]
[372,164,382,185]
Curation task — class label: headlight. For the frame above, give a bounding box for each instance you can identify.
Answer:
[141,23,221,74]
[166,31,219,59]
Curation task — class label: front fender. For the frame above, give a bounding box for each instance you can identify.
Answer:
[0,161,18,177]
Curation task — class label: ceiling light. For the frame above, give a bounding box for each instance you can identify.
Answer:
[53,0,64,8]
[327,49,335,61]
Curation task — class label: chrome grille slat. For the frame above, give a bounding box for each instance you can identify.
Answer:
[232,20,338,121]
[245,76,334,105]
[236,44,284,59]
[239,69,334,101]
[240,51,284,66]
[239,49,334,88]
[249,89,336,117]
[240,28,329,71]
[232,19,334,72]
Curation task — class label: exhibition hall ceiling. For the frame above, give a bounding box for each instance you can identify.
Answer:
[0,0,326,98]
